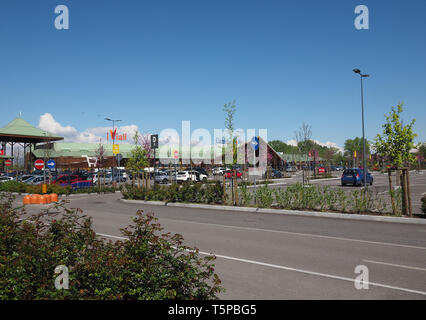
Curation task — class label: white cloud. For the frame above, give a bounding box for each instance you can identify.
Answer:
[286,139,298,147]
[38,113,139,144]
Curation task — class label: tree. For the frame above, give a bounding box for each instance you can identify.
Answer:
[374,103,417,216]
[95,141,106,188]
[223,100,237,165]
[126,131,149,187]
[294,123,313,182]
[343,137,370,167]
[268,140,298,154]
[375,104,417,168]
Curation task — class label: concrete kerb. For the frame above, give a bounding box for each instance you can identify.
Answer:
[119,199,426,225]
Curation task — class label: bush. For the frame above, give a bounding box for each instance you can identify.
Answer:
[0,193,223,299]
[255,185,274,208]
[122,182,223,205]
[0,181,117,195]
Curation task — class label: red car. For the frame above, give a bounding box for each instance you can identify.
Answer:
[223,170,242,179]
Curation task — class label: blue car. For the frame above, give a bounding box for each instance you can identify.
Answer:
[341,168,373,186]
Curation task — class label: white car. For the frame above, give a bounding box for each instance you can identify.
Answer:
[0,176,14,183]
[176,171,198,183]
[212,167,227,175]
[93,173,113,185]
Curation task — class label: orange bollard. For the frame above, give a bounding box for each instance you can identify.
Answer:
[40,194,50,204]
[50,193,58,203]
[23,195,31,205]
[32,194,42,204]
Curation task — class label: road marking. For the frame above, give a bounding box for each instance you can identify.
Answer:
[97,233,127,240]
[158,218,426,251]
[363,260,426,272]
[94,232,426,297]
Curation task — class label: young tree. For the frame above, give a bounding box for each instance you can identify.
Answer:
[374,103,417,215]
[95,141,105,188]
[294,122,313,182]
[126,131,149,187]
[223,100,237,165]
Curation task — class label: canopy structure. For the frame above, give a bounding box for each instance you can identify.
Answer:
[0,117,63,170]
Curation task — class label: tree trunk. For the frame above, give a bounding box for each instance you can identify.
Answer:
[222,175,226,205]
[388,169,396,215]
[406,169,412,217]
[400,169,407,215]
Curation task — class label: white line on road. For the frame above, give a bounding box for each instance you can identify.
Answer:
[363,260,426,272]
[95,232,426,297]
[158,218,426,251]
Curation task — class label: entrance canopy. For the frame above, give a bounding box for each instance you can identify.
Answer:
[0,117,64,170]
[0,117,63,143]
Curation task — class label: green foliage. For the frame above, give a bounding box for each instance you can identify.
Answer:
[126,131,149,179]
[272,183,394,215]
[255,185,274,208]
[0,194,223,299]
[375,103,417,168]
[122,182,223,205]
[344,137,370,159]
[0,181,117,195]
[239,184,253,207]
[268,140,298,154]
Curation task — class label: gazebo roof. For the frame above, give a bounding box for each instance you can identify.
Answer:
[0,117,64,143]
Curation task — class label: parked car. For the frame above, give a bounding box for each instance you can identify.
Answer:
[154,172,170,184]
[52,174,93,188]
[213,167,227,175]
[28,176,51,185]
[193,167,209,177]
[341,168,373,186]
[224,170,242,179]
[93,173,113,185]
[0,176,14,183]
[285,166,297,173]
[271,169,282,178]
[176,171,198,183]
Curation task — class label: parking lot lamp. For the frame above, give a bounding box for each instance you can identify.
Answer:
[353,69,369,189]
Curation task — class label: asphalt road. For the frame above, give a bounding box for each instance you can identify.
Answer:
[21,192,426,300]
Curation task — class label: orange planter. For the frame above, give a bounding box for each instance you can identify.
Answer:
[23,195,31,205]
[50,193,58,203]
[40,194,50,204]
[30,194,41,204]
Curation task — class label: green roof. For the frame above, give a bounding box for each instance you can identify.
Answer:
[32,142,223,160]
[0,118,63,142]
[32,143,135,158]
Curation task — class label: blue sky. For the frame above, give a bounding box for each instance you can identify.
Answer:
[0,0,425,149]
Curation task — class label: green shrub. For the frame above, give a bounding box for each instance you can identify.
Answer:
[240,184,253,206]
[0,181,117,195]
[0,193,223,299]
[122,183,224,205]
[255,185,274,208]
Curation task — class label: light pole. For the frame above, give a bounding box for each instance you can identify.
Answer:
[353,68,369,189]
[105,118,122,184]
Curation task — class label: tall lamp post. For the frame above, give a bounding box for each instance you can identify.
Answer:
[353,68,369,189]
[105,118,122,183]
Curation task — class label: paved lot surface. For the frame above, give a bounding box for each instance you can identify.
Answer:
[18,192,426,300]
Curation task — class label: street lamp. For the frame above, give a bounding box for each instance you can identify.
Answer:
[353,68,369,189]
[105,118,122,183]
